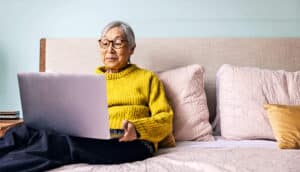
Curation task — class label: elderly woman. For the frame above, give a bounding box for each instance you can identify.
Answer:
[0,21,174,172]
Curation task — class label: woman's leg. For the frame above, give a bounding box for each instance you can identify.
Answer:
[69,137,154,164]
[0,124,154,172]
[0,124,74,172]
[0,124,33,158]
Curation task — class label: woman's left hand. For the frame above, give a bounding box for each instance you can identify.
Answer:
[119,120,137,142]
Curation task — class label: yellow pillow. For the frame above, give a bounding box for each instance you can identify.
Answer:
[158,133,176,148]
[264,104,300,149]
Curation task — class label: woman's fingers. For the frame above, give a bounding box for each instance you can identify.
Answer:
[119,120,137,142]
[122,120,129,131]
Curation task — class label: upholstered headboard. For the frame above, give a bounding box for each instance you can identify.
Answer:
[40,38,300,127]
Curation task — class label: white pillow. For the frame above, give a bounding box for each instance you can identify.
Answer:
[158,64,214,141]
[217,64,300,140]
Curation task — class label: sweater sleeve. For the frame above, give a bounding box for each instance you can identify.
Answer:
[130,74,174,143]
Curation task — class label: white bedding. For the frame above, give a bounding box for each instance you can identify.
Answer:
[159,136,277,153]
[49,138,299,172]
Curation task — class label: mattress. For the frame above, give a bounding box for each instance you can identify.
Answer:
[49,137,300,172]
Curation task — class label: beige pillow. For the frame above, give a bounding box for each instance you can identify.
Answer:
[217,64,300,140]
[158,64,214,141]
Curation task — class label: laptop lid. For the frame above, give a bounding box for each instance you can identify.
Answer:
[18,72,110,139]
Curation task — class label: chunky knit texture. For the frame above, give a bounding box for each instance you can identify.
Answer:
[95,64,174,151]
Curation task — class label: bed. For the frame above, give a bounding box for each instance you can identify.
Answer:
[39,38,300,172]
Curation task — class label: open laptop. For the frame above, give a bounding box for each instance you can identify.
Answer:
[17,72,111,139]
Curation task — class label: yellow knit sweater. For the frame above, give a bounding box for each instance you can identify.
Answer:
[95,64,174,151]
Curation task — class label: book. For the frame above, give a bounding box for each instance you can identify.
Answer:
[0,115,20,120]
[0,111,20,120]
[0,111,20,115]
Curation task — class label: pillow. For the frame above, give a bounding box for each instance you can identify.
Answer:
[158,64,214,141]
[217,64,300,140]
[264,104,300,149]
[158,133,176,148]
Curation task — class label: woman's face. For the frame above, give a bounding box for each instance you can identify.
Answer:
[100,27,134,71]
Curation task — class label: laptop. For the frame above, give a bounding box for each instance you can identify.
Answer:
[17,72,111,139]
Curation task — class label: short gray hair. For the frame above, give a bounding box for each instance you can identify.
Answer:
[101,21,136,49]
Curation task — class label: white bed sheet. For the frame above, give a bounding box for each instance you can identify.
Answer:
[50,138,300,172]
[158,136,277,154]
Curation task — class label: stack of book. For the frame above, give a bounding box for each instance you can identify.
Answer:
[0,111,21,120]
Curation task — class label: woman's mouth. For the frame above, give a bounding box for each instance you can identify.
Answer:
[105,57,118,62]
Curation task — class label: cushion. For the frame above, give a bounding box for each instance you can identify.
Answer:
[217,64,300,140]
[264,104,300,149]
[158,64,214,141]
[158,133,176,148]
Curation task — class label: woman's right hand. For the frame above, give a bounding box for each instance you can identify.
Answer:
[119,120,137,142]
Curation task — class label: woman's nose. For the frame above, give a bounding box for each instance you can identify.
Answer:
[107,43,115,53]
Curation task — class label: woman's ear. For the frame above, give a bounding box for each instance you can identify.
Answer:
[129,44,136,55]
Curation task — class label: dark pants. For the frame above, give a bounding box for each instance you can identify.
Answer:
[0,124,154,172]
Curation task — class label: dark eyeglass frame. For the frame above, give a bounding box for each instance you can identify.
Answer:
[98,38,128,49]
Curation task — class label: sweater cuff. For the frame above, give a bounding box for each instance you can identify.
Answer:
[130,119,149,140]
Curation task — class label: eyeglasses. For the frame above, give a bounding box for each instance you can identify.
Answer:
[98,38,128,49]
